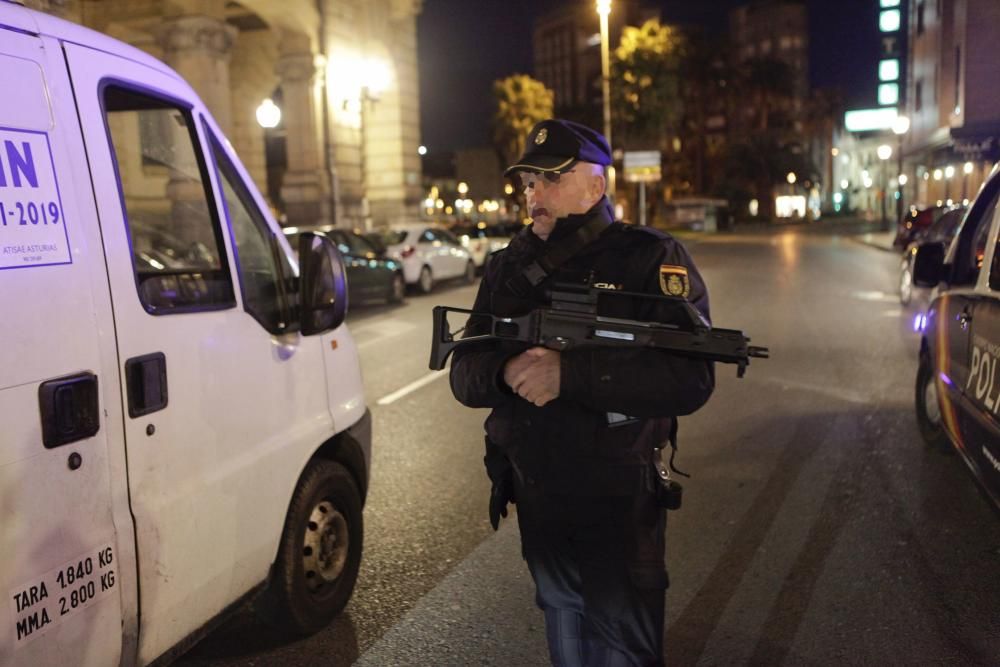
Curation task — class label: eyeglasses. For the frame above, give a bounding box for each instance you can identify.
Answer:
[517,169,574,189]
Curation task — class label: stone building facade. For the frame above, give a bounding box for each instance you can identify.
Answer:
[28,0,424,229]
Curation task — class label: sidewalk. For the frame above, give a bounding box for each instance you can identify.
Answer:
[851,230,897,253]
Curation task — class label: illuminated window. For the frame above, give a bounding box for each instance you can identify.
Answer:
[879,59,900,81]
[880,9,901,32]
[880,0,900,6]
[878,83,899,106]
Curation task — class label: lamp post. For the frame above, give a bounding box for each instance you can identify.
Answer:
[877,143,893,231]
[596,0,614,198]
[892,114,909,226]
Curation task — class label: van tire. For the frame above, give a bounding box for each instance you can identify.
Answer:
[262,460,363,636]
[916,351,951,452]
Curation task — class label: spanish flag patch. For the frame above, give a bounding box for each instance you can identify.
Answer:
[659,264,690,298]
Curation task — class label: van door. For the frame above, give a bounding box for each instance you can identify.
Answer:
[64,44,334,663]
[0,22,126,667]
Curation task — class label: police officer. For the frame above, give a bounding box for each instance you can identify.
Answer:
[449,119,714,667]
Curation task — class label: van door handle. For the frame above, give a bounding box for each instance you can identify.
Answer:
[125,352,168,418]
[38,372,100,448]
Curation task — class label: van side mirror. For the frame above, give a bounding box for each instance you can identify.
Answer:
[299,232,348,335]
[912,242,946,288]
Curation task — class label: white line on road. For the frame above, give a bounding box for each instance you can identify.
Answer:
[377,369,449,405]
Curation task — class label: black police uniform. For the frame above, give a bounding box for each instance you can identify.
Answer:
[448,120,714,667]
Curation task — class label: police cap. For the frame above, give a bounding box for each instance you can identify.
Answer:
[503,119,612,177]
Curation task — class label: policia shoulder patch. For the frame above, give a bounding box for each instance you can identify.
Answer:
[659,264,690,298]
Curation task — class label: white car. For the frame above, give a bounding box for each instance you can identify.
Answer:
[450,222,518,269]
[381,223,477,293]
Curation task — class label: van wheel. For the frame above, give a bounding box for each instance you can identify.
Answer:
[464,260,476,284]
[418,266,433,294]
[915,352,951,451]
[388,272,406,303]
[263,460,363,636]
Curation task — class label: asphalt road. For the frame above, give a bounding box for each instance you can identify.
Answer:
[179,223,1000,666]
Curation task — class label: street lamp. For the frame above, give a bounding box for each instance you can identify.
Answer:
[255,98,281,129]
[892,114,909,225]
[877,144,893,230]
[963,161,974,200]
[786,172,797,184]
[596,0,614,197]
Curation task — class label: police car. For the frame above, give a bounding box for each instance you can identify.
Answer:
[912,162,1000,510]
[0,4,371,665]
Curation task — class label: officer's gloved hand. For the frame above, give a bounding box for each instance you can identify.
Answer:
[489,472,514,531]
[484,437,515,531]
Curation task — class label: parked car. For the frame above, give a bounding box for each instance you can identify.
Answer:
[379,223,476,293]
[450,221,518,269]
[911,162,1000,510]
[284,226,405,305]
[898,206,965,305]
[893,205,948,249]
[0,5,370,665]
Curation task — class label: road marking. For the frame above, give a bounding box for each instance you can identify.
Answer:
[353,318,418,350]
[852,290,898,303]
[377,370,449,405]
[761,377,871,404]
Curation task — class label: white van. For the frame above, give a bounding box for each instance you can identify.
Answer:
[0,3,371,665]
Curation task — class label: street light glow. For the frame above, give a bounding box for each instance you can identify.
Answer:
[898,174,908,186]
[892,115,910,135]
[457,182,469,195]
[877,144,893,160]
[596,0,611,17]
[418,145,427,156]
[786,172,796,184]
[840,179,849,189]
[255,98,281,128]
[964,162,974,174]
[933,169,943,180]
[945,165,955,179]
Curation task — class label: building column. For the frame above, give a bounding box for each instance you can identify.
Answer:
[156,15,238,135]
[275,49,332,227]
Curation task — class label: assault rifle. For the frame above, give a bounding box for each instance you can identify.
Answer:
[429,285,769,376]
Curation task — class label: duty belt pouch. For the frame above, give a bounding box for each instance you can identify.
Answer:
[653,419,685,511]
[653,449,683,511]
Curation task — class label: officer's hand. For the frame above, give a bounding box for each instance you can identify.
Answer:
[510,347,561,407]
[502,349,539,389]
[489,475,514,531]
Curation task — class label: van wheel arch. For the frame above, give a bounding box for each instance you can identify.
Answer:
[313,431,369,504]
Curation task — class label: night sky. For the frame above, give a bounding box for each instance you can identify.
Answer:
[416,0,883,153]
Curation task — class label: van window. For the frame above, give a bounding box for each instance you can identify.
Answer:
[209,136,296,334]
[103,86,234,313]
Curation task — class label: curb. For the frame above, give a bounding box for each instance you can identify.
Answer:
[849,236,898,254]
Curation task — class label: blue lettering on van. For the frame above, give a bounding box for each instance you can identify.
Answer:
[0,140,39,188]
